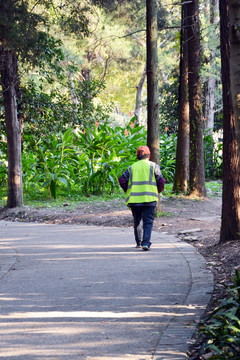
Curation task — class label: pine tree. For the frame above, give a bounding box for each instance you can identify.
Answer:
[187,0,206,196]
[229,0,240,162]
[219,0,240,241]
[146,0,160,164]
[0,0,88,208]
[173,0,189,194]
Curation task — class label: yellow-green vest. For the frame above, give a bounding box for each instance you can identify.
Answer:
[126,159,158,205]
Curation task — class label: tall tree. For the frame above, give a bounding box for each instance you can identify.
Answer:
[229,0,240,162]
[173,0,189,193]
[0,48,22,207]
[187,0,206,196]
[0,0,35,207]
[146,0,160,164]
[0,0,88,208]
[219,0,240,241]
[203,0,218,135]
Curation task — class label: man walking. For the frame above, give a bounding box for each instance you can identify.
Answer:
[118,146,166,251]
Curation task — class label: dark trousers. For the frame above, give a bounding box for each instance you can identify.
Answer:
[131,205,156,248]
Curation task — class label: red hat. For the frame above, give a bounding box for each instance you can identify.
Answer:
[137,146,151,156]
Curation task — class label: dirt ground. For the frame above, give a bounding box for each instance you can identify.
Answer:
[1,195,240,359]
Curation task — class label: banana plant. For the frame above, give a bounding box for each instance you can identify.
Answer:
[75,121,147,195]
[38,128,77,198]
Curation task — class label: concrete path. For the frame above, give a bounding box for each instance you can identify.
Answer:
[0,221,213,360]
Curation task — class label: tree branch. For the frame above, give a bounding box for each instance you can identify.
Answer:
[121,25,182,39]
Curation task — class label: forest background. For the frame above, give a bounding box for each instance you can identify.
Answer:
[2,1,240,358]
[0,0,223,203]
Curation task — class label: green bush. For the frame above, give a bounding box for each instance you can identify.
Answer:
[0,134,8,201]
[204,131,223,179]
[159,133,177,182]
[5,121,224,201]
[0,151,7,188]
[21,120,147,199]
[75,120,147,196]
[22,128,77,199]
[199,270,240,359]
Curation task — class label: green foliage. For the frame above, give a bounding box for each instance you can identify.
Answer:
[55,2,89,37]
[75,120,147,196]
[22,128,77,199]
[0,132,7,189]
[161,181,222,199]
[159,73,179,134]
[0,0,88,62]
[19,127,224,201]
[161,182,174,197]
[160,133,177,182]
[199,271,240,359]
[21,121,147,199]
[155,210,173,218]
[0,0,65,74]
[0,127,7,202]
[22,81,69,136]
[21,78,109,139]
[0,0,224,205]
[206,180,222,197]
[1,110,224,202]
[0,0,44,57]
[0,151,7,188]
[204,131,223,179]
[71,79,109,128]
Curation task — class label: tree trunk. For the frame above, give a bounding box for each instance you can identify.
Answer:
[187,0,206,197]
[0,48,23,208]
[219,0,240,242]
[229,0,240,162]
[173,0,189,193]
[146,0,160,165]
[134,67,146,125]
[204,0,218,135]
[204,78,215,134]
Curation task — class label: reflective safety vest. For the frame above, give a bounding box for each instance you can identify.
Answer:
[126,159,158,205]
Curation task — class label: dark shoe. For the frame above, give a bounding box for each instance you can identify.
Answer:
[142,245,150,251]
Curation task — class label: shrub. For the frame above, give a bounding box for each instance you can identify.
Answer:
[22,128,77,199]
[204,130,223,179]
[75,120,147,196]
[159,133,177,182]
[199,270,240,359]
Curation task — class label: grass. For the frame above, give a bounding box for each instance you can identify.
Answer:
[0,181,222,211]
[22,192,126,211]
[162,180,222,198]
[155,210,173,218]
[206,180,222,197]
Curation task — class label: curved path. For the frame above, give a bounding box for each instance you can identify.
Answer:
[0,221,213,360]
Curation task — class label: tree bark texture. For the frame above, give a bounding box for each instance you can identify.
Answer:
[229,0,240,163]
[173,0,189,193]
[219,0,240,241]
[134,67,146,125]
[204,0,218,135]
[187,0,206,196]
[0,48,23,208]
[146,0,160,165]
[204,78,215,133]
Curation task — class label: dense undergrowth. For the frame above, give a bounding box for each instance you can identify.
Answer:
[0,122,223,204]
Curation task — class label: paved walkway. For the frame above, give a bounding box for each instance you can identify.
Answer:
[0,221,213,360]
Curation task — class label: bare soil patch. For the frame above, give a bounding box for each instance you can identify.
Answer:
[1,195,239,358]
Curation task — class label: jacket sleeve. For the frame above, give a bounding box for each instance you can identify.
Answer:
[156,176,166,193]
[118,169,130,193]
[154,164,166,193]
